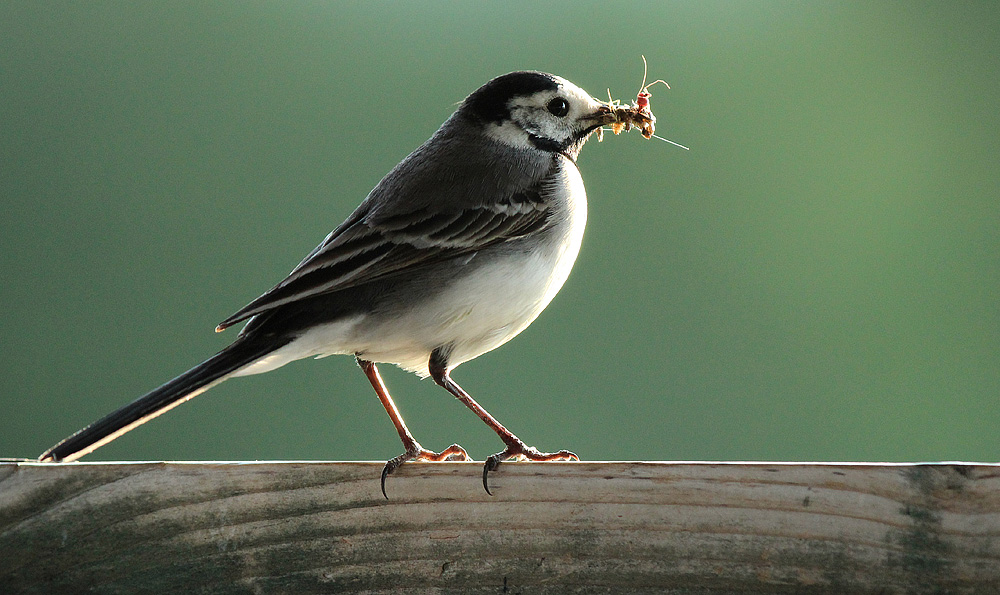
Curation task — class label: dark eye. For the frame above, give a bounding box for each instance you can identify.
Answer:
[547,97,570,117]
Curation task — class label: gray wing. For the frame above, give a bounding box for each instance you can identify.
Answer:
[215,185,554,332]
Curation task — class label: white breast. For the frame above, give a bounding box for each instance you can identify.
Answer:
[413,160,588,373]
[235,159,588,379]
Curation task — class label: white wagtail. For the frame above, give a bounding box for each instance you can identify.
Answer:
[40,71,624,495]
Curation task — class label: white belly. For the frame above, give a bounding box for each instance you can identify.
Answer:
[235,161,588,378]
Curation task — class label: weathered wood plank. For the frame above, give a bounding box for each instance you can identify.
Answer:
[1,461,998,593]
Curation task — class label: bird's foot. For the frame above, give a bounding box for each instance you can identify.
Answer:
[482,438,578,495]
[381,442,470,499]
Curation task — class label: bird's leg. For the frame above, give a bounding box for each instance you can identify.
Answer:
[428,350,578,495]
[357,357,470,498]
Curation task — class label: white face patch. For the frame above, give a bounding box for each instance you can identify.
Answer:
[484,76,605,152]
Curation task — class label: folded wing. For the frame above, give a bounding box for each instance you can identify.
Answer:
[215,188,553,331]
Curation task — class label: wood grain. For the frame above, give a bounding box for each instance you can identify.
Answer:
[1,461,998,593]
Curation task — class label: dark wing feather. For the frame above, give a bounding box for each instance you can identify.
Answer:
[215,197,553,331]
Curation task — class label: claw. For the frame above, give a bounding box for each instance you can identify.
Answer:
[482,455,501,495]
[422,357,579,495]
[380,452,408,499]
[380,443,470,499]
[481,441,578,495]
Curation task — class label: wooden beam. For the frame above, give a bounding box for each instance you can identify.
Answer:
[1,461,998,593]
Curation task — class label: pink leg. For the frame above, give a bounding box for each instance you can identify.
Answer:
[428,353,577,495]
[358,357,469,498]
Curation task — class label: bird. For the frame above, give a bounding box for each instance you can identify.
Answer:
[39,71,621,496]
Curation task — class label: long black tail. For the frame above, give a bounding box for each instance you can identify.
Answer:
[39,337,289,462]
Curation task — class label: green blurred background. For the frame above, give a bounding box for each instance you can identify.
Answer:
[3,2,998,463]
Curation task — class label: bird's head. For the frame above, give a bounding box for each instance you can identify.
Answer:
[459,71,615,162]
